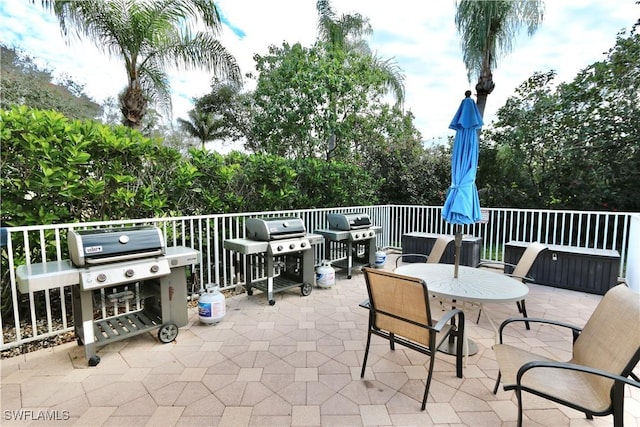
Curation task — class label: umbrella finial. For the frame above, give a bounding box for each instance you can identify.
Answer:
[465,90,472,98]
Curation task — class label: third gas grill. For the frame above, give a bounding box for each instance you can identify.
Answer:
[223,217,322,305]
[315,212,381,278]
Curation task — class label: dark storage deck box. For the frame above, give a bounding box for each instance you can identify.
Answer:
[504,241,620,295]
[401,232,482,267]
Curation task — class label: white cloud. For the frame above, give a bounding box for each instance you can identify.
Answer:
[1,0,637,144]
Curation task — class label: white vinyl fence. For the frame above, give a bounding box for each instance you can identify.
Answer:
[1,205,634,352]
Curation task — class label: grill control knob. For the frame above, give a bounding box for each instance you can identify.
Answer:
[150,264,159,273]
[300,242,306,248]
[97,273,107,283]
[355,233,360,239]
[369,231,374,237]
[125,269,134,278]
[277,245,283,252]
[289,243,295,250]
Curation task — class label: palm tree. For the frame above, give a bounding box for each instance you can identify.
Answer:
[177,109,226,150]
[455,0,544,117]
[39,0,241,129]
[315,0,405,105]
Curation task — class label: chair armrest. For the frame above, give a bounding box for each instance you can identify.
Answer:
[517,360,640,391]
[504,273,535,283]
[432,308,464,332]
[395,254,428,268]
[477,261,517,270]
[498,317,582,344]
[359,299,370,309]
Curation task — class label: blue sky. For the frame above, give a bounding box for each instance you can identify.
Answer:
[1,0,638,148]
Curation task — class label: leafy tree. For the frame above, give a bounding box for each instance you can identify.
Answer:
[37,0,241,129]
[480,71,558,208]
[550,31,640,211]
[250,42,397,160]
[483,30,640,211]
[455,0,544,117]
[0,44,101,120]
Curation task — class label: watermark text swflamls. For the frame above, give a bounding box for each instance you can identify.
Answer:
[3,410,70,421]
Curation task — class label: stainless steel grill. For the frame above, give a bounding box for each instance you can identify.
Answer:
[224,217,321,305]
[16,226,199,366]
[316,213,381,278]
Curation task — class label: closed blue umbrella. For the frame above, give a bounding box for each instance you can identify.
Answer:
[442,91,483,277]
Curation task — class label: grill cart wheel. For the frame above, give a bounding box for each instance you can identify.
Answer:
[269,299,275,306]
[88,355,101,366]
[301,282,312,296]
[247,288,254,296]
[158,323,179,343]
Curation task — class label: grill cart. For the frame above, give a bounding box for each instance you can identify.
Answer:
[16,226,199,366]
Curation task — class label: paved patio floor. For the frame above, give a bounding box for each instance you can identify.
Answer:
[2,255,639,426]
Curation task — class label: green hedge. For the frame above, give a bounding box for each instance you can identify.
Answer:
[1,106,379,226]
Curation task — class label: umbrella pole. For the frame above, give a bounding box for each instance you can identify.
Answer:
[454,225,462,278]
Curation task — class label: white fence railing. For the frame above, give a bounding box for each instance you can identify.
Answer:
[1,205,635,352]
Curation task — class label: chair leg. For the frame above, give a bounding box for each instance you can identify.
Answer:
[455,326,463,378]
[612,381,625,427]
[516,387,524,427]
[475,308,482,324]
[493,372,501,394]
[517,300,531,330]
[389,332,395,351]
[421,352,437,410]
[360,330,372,378]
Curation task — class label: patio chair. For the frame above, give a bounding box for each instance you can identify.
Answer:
[476,241,548,329]
[395,234,454,268]
[359,267,465,410]
[492,284,640,427]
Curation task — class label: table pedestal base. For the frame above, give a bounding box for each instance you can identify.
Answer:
[438,337,478,356]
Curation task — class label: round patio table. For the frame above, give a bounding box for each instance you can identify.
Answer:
[394,263,529,356]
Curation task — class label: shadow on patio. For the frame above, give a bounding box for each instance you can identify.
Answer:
[1,256,639,427]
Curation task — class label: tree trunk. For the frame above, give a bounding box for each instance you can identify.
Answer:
[475,67,495,119]
[119,84,147,129]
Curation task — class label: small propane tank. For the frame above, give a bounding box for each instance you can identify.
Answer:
[374,248,387,268]
[198,284,226,324]
[316,261,335,288]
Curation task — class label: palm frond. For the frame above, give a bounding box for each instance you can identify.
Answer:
[455,0,544,80]
[372,55,405,106]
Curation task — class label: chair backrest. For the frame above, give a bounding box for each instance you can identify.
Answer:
[362,267,434,346]
[511,241,548,281]
[427,235,455,263]
[573,284,640,401]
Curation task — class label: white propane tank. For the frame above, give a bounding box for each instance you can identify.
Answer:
[374,248,387,268]
[316,261,335,288]
[198,284,226,324]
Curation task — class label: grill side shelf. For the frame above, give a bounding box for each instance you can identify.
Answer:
[224,238,269,255]
[16,260,79,293]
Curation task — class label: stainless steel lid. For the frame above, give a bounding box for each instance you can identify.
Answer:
[327,213,372,230]
[245,217,307,241]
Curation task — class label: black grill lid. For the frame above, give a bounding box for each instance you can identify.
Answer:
[327,213,372,230]
[68,226,165,266]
